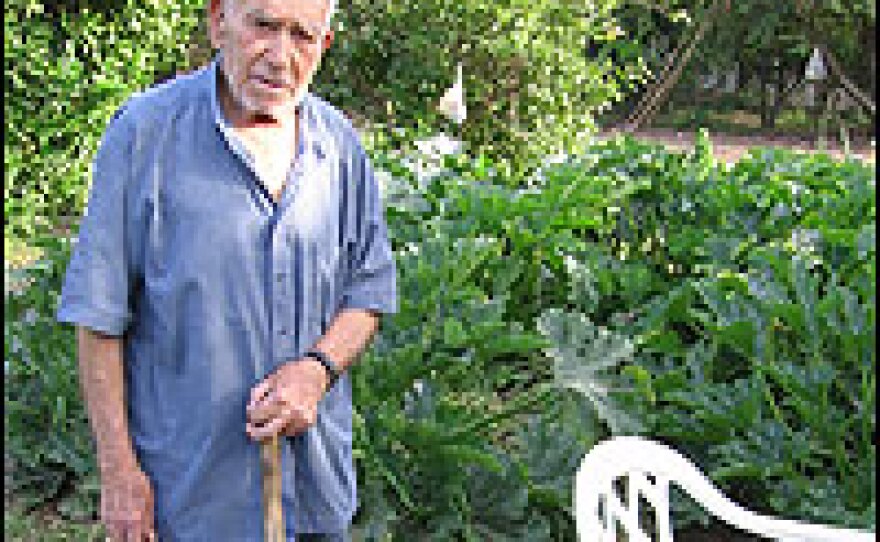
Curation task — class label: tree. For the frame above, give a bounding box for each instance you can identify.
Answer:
[609,0,875,132]
[312,0,635,178]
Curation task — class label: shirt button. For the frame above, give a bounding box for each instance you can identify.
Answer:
[279,329,288,336]
[276,273,285,283]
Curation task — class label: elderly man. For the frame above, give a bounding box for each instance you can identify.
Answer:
[56,0,397,540]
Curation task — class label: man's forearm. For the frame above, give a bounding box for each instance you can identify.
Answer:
[310,308,381,374]
[76,327,139,474]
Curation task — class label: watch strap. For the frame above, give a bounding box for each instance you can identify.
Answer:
[303,349,340,389]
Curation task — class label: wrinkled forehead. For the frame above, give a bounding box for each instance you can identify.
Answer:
[226,0,333,27]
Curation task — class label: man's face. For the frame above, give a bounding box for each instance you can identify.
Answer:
[208,0,334,121]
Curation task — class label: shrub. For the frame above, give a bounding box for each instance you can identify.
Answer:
[6,0,634,244]
[6,136,875,536]
[4,0,203,241]
[314,0,632,179]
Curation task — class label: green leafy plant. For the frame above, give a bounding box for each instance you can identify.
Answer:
[4,236,99,519]
[6,134,875,538]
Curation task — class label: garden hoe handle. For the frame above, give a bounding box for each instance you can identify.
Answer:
[260,435,284,542]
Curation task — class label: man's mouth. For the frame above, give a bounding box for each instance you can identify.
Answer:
[252,75,289,92]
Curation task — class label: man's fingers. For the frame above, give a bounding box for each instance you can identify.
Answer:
[250,402,318,440]
[106,518,147,542]
[142,494,155,541]
[245,402,289,440]
[281,422,302,437]
[104,498,152,541]
[249,377,273,408]
[281,410,313,437]
[105,521,127,542]
[248,390,276,419]
[145,493,156,537]
[248,412,289,440]
[247,393,283,424]
[120,514,152,542]
[251,411,286,435]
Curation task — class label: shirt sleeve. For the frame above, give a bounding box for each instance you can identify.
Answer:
[339,143,399,316]
[56,109,135,336]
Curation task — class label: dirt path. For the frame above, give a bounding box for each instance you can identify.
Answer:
[600,127,875,164]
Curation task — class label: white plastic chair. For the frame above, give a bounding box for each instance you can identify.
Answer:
[575,436,875,541]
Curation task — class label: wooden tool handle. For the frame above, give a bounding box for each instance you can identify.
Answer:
[260,435,285,542]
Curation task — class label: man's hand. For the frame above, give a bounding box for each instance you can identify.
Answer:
[76,327,156,541]
[99,459,156,542]
[246,358,329,441]
[246,309,380,441]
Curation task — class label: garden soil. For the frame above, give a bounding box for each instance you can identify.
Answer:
[600,127,875,164]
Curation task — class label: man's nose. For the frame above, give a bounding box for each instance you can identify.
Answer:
[265,30,298,67]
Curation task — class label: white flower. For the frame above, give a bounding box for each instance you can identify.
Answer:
[473,235,497,248]
[787,181,805,196]
[404,243,420,255]
[543,153,568,166]
[414,133,462,159]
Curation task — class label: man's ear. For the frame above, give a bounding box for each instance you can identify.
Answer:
[207,0,226,50]
[321,29,334,53]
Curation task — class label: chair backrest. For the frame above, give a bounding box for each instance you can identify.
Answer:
[575,436,874,542]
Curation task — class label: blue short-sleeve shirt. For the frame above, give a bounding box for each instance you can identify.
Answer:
[56,56,398,540]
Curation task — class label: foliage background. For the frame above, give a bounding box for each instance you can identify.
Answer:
[5,0,876,539]
[606,0,875,137]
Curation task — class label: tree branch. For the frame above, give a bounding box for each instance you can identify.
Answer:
[819,45,876,115]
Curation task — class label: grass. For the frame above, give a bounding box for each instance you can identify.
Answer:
[5,500,105,541]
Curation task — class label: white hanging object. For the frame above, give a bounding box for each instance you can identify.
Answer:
[437,63,467,124]
[805,47,827,81]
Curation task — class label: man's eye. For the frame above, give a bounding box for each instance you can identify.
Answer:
[292,29,315,42]
[253,18,276,30]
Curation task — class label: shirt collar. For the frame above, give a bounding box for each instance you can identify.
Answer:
[205,53,326,160]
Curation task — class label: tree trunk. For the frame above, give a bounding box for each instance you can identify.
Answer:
[758,63,772,129]
[820,45,876,115]
[767,58,786,131]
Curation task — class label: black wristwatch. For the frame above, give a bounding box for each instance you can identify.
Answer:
[303,349,341,390]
